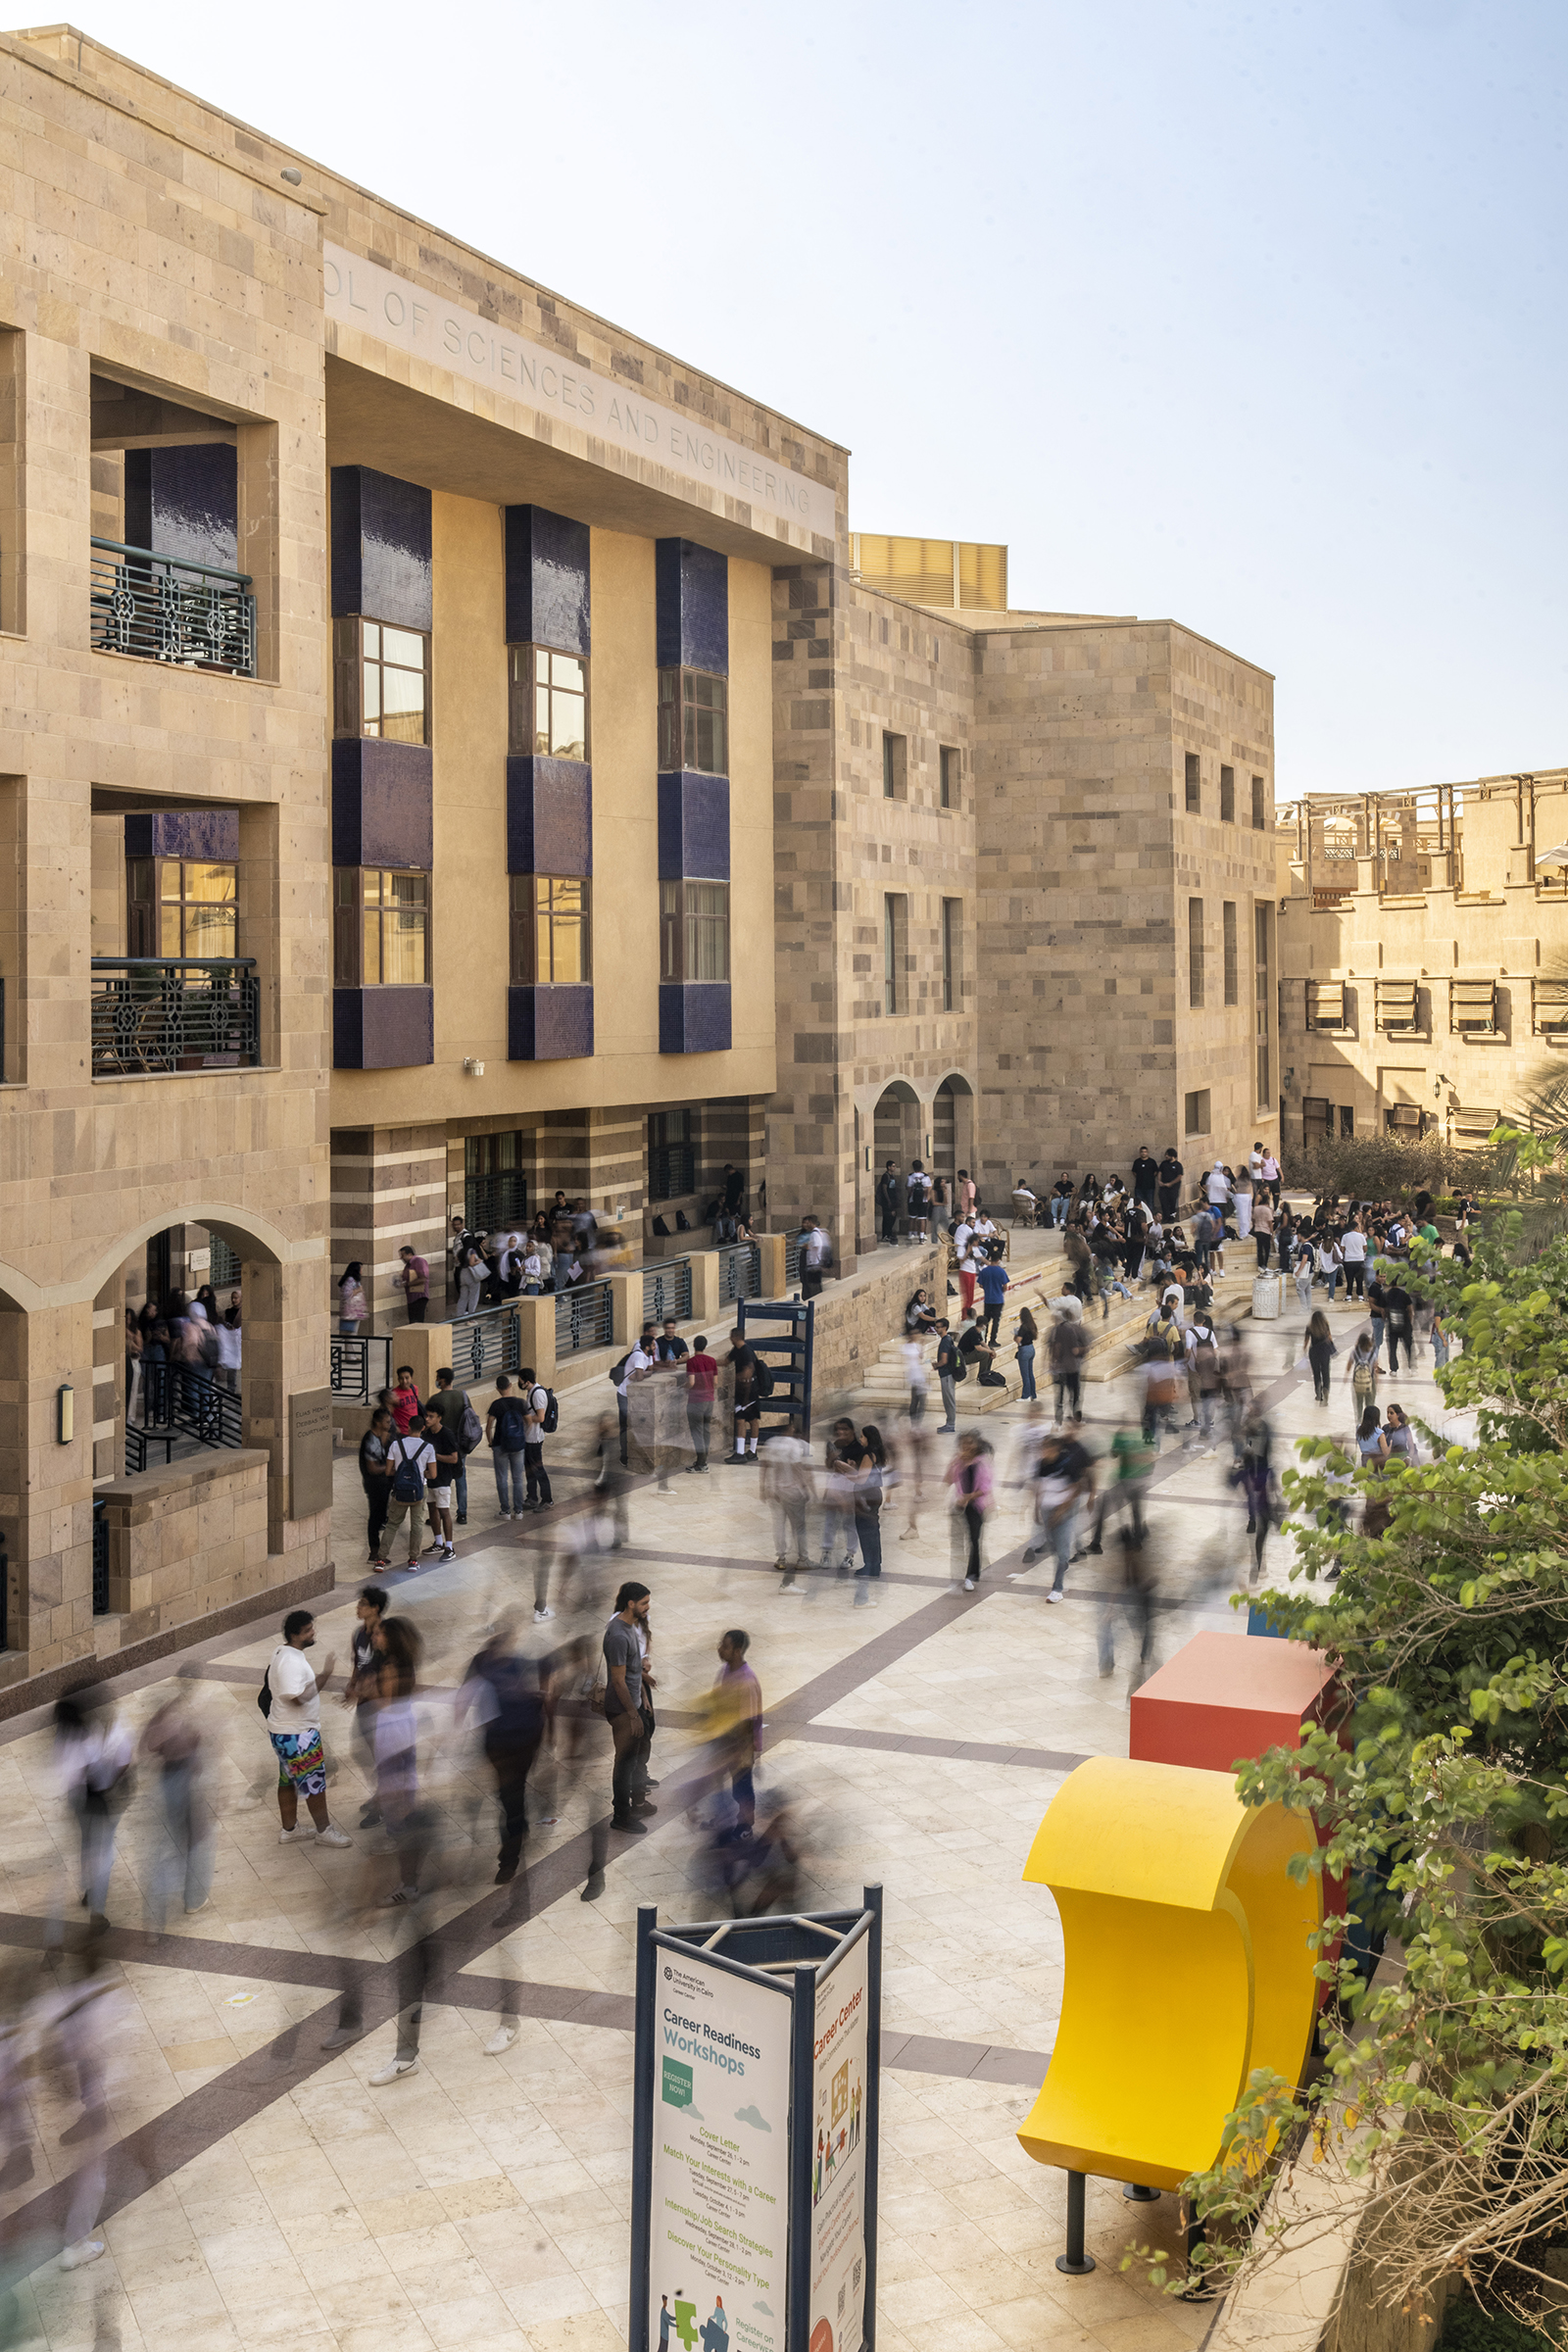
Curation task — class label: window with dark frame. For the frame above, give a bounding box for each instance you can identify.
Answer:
[1220,764,1235,823]
[1185,751,1200,812]
[509,646,588,760]
[1188,897,1204,1008]
[127,858,237,959]
[1222,902,1238,1004]
[332,617,430,744]
[939,745,958,808]
[882,732,906,801]
[658,669,727,774]
[465,1132,528,1235]
[942,898,960,1012]
[510,875,591,985]
[1340,1105,1355,1138]
[659,880,730,982]
[1254,903,1271,1107]
[648,1109,695,1202]
[883,893,907,1013]
[1251,773,1267,830]
[332,867,429,987]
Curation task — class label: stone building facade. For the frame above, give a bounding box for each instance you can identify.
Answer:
[1275,769,1568,1160]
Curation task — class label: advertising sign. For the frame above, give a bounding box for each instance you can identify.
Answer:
[649,1945,793,2352]
[807,1934,870,2352]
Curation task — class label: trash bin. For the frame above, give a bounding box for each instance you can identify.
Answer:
[1251,1274,1284,1320]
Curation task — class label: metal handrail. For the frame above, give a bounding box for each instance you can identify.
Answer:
[330,1333,393,1407]
[90,956,261,1076]
[90,535,257,676]
[556,1280,613,1356]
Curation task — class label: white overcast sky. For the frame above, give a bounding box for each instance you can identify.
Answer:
[89,0,1566,796]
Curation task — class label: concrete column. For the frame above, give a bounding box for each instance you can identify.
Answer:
[756,1234,787,1298]
[514,1297,557,1384]
[0,1298,97,1682]
[239,1252,332,1564]
[394,1321,455,1399]
[689,1251,721,1331]
[607,1270,637,1348]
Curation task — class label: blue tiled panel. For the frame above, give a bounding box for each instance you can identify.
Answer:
[123,446,238,570]
[333,987,434,1070]
[504,507,590,655]
[657,773,730,880]
[123,809,240,861]
[331,740,434,870]
[659,981,731,1055]
[509,984,594,1061]
[330,466,432,630]
[655,539,728,675]
[506,759,593,876]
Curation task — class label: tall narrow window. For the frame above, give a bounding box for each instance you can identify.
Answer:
[1222,901,1238,1004]
[332,617,430,744]
[1184,751,1200,813]
[1188,897,1204,1008]
[658,669,727,773]
[648,1110,695,1201]
[1220,764,1235,823]
[510,876,591,984]
[1185,1089,1211,1137]
[660,880,730,981]
[942,899,961,1010]
[939,745,958,809]
[882,732,906,801]
[883,894,907,1013]
[333,868,429,985]
[1254,902,1272,1106]
[1251,773,1267,831]
[509,646,589,760]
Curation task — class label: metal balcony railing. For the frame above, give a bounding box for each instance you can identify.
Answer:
[642,1258,692,1325]
[719,1241,760,1303]
[557,1280,613,1357]
[90,957,260,1076]
[330,1334,393,1407]
[451,1301,522,1383]
[90,537,257,676]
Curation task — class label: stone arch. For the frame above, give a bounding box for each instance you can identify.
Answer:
[932,1071,976,1189]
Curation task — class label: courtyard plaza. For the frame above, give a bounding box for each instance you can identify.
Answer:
[0,1240,1453,2352]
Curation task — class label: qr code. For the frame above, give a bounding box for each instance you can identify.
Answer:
[854,2261,862,2292]
[837,2286,846,2318]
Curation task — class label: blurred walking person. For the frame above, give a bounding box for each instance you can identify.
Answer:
[52,1689,134,1936]
[603,1582,653,1835]
[946,1431,993,1592]
[458,1617,545,1886]
[761,1421,813,1591]
[141,1686,214,1930]
[853,1426,888,1602]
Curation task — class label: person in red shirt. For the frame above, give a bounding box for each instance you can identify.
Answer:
[684,1334,718,1473]
[388,1366,421,1436]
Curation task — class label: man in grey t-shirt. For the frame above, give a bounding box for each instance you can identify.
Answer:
[603,1583,651,1832]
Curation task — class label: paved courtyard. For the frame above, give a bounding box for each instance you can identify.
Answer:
[0,1261,1453,2352]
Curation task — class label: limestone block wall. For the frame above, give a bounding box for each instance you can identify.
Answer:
[98,1450,272,1640]
[808,1245,942,1404]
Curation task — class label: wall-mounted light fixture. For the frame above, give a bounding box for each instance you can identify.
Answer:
[280,167,302,186]
[56,1383,74,1445]
[464,1056,484,1076]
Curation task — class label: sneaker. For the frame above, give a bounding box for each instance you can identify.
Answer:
[485,2023,518,2055]
[580,1872,606,1902]
[456,1512,467,1525]
[421,1539,442,1555]
[612,1815,649,1836]
[319,2025,358,2051]
[440,1543,456,1560]
[316,1826,353,1848]
[378,1885,421,1907]
[632,1798,659,1816]
[59,2238,105,2272]
[279,1825,316,1844]
[368,1557,392,1570]
[644,1777,662,1789]
[404,1561,420,1574]
[368,2057,420,2085]
[780,1578,801,1594]
[183,1897,213,1916]
[962,1576,977,1592]
[534,1605,555,1622]
[1087,1541,1103,1555]
[1046,1591,1064,1604]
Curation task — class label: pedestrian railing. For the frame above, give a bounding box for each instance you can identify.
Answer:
[719,1241,760,1304]
[642,1257,693,1325]
[126,1365,243,1472]
[90,536,257,675]
[783,1233,802,1287]
[557,1280,613,1357]
[330,1333,393,1406]
[90,956,261,1076]
[451,1301,522,1382]
[124,1423,177,1475]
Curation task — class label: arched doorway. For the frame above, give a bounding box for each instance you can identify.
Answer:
[867,1080,922,1247]
[933,1073,974,1191]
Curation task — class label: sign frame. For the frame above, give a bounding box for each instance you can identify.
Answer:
[631,1887,883,2352]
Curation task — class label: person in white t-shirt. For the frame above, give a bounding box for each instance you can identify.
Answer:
[1340,1222,1369,1299]
[268,1610,352,1848]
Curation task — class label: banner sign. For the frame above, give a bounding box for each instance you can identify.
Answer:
[808,1933,870,2352]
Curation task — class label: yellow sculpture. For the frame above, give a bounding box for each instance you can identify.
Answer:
[1017,1756,1321,2192]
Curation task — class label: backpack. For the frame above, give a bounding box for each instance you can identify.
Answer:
[460,1401,484,1453]
[609,1353,630,1387]
[257,1667,271,1718]
[529,1383,560,1436]
[391,1437,427,1502]
[675,1209,691,1231]
[651,1215,671,1237]
[752,1355,775,1398]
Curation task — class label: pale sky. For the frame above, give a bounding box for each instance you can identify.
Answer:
[77,0,1567,797]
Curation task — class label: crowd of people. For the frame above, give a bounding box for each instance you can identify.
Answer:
[123,1284,243,1424]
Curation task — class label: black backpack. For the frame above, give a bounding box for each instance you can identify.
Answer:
[258,1666,271,1718]
[610,1353,630,1387]
[390,1437,427,1501]
[752,1355,775,1398]
[530,1383,560,1436]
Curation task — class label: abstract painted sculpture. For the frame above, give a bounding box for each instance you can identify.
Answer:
[1017,1755,1321,2193]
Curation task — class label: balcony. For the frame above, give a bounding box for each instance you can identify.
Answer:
[90,957,261,1077]
[90,537,256,677]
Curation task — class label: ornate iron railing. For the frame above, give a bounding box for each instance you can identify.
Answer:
[330,1333,393,1406]
[124,1423,177,1475]
[642,1257,692,1326]
[719,1241,760,1304]
[137,1364,245,1454]
[90,957,260,1076]
[556,1280,613,1356]
[451,1302,521,1382]
[90,537,256,675]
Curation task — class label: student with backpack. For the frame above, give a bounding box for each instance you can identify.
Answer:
[382,1418,437,1568]
[429,1365,475,1526]
[520,1364,557,1511]
[486,1374,532,1519]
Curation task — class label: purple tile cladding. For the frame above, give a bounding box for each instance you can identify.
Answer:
[508,984,594,1061]
[505,759,593,876]
[504,507,591,656]
[657,773,729,880]
[333,987,434,1070]
[330,466,432,630]
[331,740,434,870]
[655,539,728,674]
[659,982,731,1055]
[122,445,238,570]
[123,809,240,861]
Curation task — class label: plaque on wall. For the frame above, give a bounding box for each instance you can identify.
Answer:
[288,1388,334,1521]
